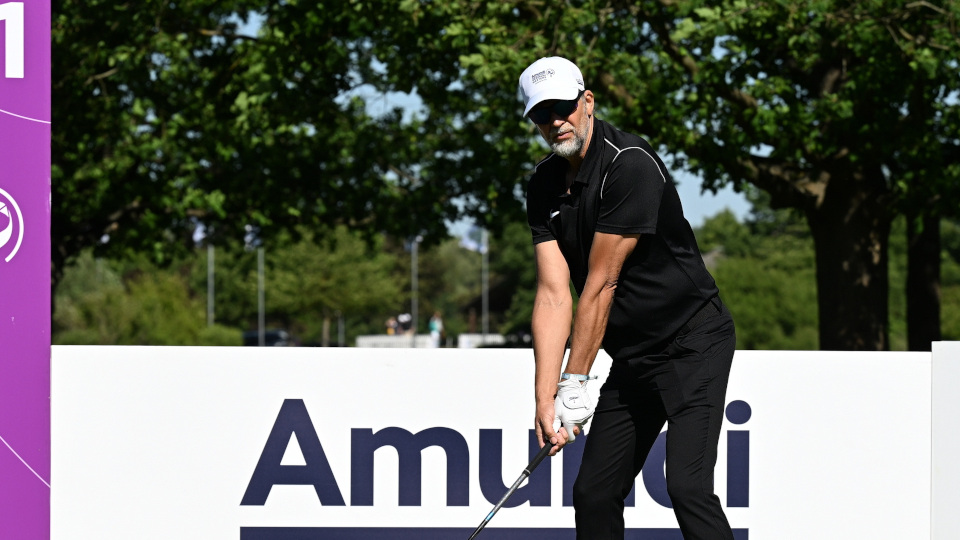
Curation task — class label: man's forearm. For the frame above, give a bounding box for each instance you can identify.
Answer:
[564,232,637,376]
[531,295,572,405]
[564,277,616,376]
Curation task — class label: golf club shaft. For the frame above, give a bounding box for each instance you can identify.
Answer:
[467,443,553,539]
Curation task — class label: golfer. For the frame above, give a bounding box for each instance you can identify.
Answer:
[520,56,737,539]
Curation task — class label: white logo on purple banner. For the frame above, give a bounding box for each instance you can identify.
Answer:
[0,187,24,262]
[0,2,25,79]
[1,2,50,124]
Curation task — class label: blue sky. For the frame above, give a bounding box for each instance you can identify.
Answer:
[672,171,751,227]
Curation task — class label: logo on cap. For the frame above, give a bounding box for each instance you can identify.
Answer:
[531,68,556,85]
[0,188,25,262]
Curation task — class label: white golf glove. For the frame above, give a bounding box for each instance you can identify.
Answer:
[555,377,595,443]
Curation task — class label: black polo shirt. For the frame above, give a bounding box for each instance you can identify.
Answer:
[526,118,719,359]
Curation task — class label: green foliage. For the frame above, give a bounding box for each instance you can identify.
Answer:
[943,285,960,341]
[53,251,236,345]
[938,219,960,341]
[590,0,960,349]
[698,192,821,350]
[888,217,960,347]
[697,207,819,350]
[188,246,258,329]
[888,216,909,351]
[198,325,244,346]
[944,220,960,265]
[413,237,483,338]
[185,226,407,345]
[701,210,960,350]
[494,221,538,338]
[53,0,960,350]
[715,258,820,350]
[696,209,753,258]
[53,223,539,347]
[51,0,449,287]
[407,222,538,340]
[266,226,407,343]
[53,211,959,349]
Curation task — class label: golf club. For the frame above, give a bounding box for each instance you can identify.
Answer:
[467,442,553,539]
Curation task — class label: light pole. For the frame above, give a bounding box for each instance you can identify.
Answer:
[257,247,265,347]
[481,228,489,344]
[411,235,422,348]
[207,244,215,327]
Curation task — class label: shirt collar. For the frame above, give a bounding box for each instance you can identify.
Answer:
[572,118,604,186]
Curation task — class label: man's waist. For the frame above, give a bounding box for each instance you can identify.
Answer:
[601,294,721,353]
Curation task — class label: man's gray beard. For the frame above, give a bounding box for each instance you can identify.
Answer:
[551,135,583,158]
[550,121,588,158]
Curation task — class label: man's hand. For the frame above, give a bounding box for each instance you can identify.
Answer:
[535,400,574,456]
[555,378,595,443]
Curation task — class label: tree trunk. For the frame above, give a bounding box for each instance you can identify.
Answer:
[322,316,331,347]
[906,213,941,352]
[807,170,891,350]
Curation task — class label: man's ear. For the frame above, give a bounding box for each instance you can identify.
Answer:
[584,89,595,117]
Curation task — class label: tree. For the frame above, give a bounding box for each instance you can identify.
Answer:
[189,227,407,345]
[490,221,540,340]
[54,0,251,282]
[598,1,959,350]
[51,1,439,290]
[55,0,960,351]
[53,250,242,345]
[343,0,959,349]
[413,236,484,338]
[697,205,819,350]
[264,227,407,345]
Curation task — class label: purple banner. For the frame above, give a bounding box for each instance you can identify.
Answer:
[0,0,51,538]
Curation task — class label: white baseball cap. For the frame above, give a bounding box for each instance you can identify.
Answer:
[518,56,585,117]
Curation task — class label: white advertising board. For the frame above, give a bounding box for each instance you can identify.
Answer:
[52,347,932,539]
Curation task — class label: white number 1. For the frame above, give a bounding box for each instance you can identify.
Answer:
[0,2,24,79]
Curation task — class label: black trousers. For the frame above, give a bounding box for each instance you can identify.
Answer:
[573,297,736,540]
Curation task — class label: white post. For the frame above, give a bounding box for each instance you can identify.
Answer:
[257,247,265,347]
[411,236,421,348]
[932,341,960,539]
[481,228,489,344]
[207,244,215,327]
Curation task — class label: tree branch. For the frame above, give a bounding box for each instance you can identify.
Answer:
[596,71,636,110]
[199,28,261,43]
[84,67,119,86]
[646,1,758,110]
[734,154,826,210]
[905,1,947,15]
[649,2,698,78]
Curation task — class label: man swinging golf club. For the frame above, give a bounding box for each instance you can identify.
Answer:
[520,56,737,539]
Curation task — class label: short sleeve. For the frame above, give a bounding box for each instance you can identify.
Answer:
[526,175,555,245]
[595,148,666,235]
